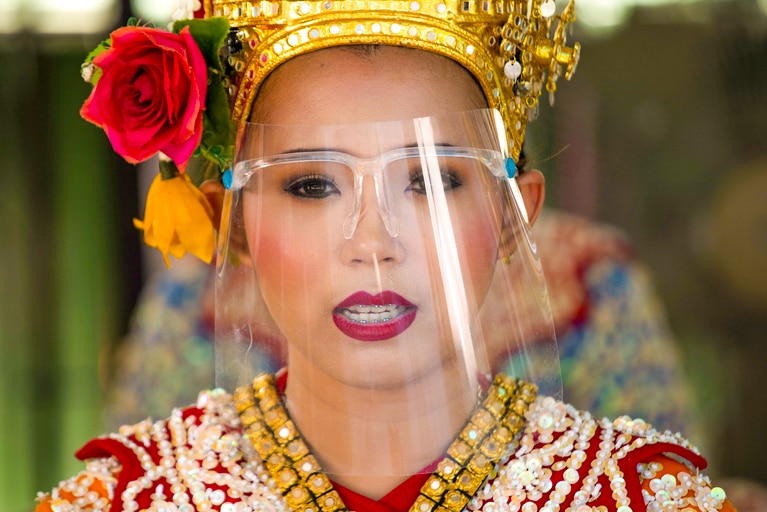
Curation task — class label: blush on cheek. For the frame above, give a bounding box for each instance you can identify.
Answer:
[252,235,301,283]
[458,218,501,300]
[251,225,325,304]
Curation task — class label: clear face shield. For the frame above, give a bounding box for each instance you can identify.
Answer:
[215,108,560,481]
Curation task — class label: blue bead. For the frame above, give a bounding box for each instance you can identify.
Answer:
[505,158,517,178]
[222,168,233,189]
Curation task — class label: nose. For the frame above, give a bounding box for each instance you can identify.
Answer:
[341,176,405,267]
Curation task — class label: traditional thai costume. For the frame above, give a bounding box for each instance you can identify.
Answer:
[37,1,733,511]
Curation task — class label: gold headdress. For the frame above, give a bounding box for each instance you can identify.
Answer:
[78,1,579,265]
[204,0,580,160]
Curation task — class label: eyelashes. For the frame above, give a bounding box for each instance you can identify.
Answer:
[284,170,463,199]
[284,174,340,199]
[406,170,463,194]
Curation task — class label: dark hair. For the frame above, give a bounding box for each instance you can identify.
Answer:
[517,148,528,174]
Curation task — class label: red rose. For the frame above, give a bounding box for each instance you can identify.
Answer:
[80,25,207,167]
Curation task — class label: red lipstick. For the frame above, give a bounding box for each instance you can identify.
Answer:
[333,291,417,342]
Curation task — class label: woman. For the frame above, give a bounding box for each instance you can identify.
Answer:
[36,0,734,510]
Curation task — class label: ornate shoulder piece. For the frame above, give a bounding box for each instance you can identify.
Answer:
[472,399,731,511]
[37,390,288,512]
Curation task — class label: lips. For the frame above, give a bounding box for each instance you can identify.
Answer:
[333,291,417,342]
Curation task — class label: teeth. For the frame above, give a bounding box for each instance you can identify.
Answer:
[342,304,407,324]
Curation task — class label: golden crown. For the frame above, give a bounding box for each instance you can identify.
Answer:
[203,0,579,160]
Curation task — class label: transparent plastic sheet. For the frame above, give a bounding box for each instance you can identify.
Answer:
[215,108,560,479]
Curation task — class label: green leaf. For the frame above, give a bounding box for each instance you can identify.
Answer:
[185,155,221,187]
[173,17,230,73]
[84,37,111,63]
[158,158,181,180]
[171,17,233,171]
[81,37,112,85]
[199,73,234,169]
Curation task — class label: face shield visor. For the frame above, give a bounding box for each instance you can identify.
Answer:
[215,108,560,483]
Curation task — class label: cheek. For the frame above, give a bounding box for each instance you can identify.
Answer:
[250,225,314,292]
[244,199,337,320]
[451,189,503,305]
[410,193,501,310]
[459,214,500,297]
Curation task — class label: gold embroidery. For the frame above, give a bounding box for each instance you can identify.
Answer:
[234,373,536,512]
[411,375,536,512]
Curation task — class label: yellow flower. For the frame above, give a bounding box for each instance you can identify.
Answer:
[134,172,215,267]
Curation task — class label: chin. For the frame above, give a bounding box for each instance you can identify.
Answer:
[335,350,460,392]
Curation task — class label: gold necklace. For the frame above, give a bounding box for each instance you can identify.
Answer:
[234,373,536,512]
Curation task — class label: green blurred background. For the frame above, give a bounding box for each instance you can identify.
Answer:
[1,0,765,510]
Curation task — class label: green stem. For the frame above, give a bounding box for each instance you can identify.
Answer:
[159,158,181,180]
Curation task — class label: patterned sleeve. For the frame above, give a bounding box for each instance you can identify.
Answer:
[534,211,707,446]
[638,454,737,511]
[35,457,120,511]
[559,260,708,447]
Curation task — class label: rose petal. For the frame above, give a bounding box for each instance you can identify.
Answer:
[81,25,208,166]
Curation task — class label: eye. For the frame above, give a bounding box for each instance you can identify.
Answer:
[407,170,463,195]
[284,174,340,199]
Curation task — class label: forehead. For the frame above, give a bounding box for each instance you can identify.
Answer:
[251,46,487,127]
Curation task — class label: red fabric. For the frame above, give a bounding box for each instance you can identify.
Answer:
[334,473,431,512]
[617,441,707,509]
[77,437,147,512]
[75,406,207,512]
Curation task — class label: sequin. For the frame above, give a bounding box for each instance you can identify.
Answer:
[539,0,555,18]
[563,468,579,484]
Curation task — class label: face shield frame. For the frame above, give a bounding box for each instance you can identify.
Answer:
[232,146,508,240]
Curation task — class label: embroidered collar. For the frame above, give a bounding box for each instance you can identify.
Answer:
[233,373,537,512]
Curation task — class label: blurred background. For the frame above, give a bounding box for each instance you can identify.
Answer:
[1,0,765,510]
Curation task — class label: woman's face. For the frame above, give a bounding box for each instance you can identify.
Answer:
[243,46,505,390]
